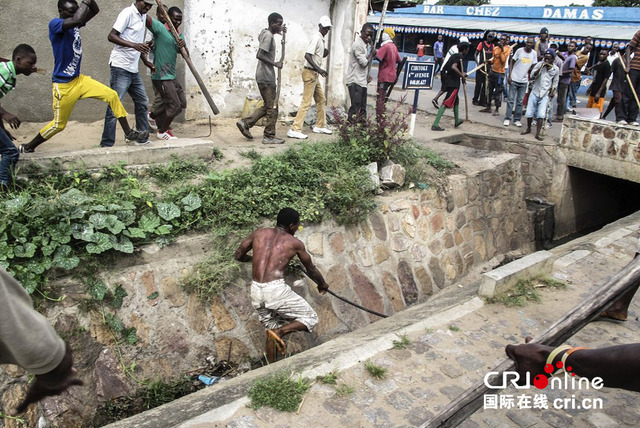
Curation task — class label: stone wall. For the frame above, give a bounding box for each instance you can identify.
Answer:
[559,117,640,185]
[0,154,533,426]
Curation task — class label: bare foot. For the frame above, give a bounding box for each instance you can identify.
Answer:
[505,337,554,385]
[267,329,286,353]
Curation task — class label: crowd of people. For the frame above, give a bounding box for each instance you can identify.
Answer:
[430,27,640,139]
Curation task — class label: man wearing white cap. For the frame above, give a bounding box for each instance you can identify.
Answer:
[288,16,333,139]
[432,36,468,108]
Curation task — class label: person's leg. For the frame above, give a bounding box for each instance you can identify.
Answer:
[313,77,328,130]
[350,84,367,123]
[73,75,133,136]
[627,69,640,123]
[261,83,278,138]
[556,82,568,120]
[432,105,446,130]
[291,69,316,133]
[156,80,182,134]
[613,91,626,122]
[0,128,18,188]
[376,81,386,118]
[473,70,484,103]
[151,79,168,131]
[504,82,517,122]
[101,67,133,148]
[244,83,268,128]
[568,81,578,108]
[127,72,149,137]
[514,82,527,122]
[347,84,358,121]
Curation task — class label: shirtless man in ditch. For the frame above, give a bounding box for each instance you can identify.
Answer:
[234,207,329,362]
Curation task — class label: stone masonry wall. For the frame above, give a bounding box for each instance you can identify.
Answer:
[0,154,533,426]
[559,117,640,185]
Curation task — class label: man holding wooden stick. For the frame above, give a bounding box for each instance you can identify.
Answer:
[146,6,186,140]
[236,12,285,144]
[623,29,640,126]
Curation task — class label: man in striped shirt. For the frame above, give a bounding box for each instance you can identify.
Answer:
[0,45,37,190]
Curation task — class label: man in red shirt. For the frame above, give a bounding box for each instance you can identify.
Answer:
[416,39,428,62]
[375,29,401,118]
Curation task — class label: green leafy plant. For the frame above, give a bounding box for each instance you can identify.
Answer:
[448,324,461,332]
[248,371,311,412]
[363,359,387,379]
[317,369,339,385]
[392,334,411,349]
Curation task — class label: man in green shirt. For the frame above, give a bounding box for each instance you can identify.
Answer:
[146,6,186,140]
[0,45,37,190]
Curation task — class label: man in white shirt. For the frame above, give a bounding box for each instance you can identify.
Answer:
[100,0,154,147]
[288,16,332,139]
[503,36,538,127]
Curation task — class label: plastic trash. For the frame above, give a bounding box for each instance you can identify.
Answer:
[198,375,220,386]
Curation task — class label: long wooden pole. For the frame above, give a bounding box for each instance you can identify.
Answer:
[155,0,220,115]
[275,30,286,108]
[461,59,469,121]
[367,0,390,76]
[422,257,640,428]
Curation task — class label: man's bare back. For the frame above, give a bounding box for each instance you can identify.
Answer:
[239,227,303,283]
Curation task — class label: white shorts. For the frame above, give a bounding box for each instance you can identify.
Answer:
[251,279,318,332]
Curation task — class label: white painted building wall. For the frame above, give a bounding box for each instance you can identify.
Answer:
[183,0,369,120]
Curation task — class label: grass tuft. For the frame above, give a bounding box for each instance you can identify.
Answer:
[392,334,411,349]
[248,371,311,412]
[485,276,567,307]
[317,369,339,385]
[363,359,387,379]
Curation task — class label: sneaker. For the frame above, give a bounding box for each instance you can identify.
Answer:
[479,107,492,113]
[514,121,522,127]
[503,119,510,126]
[19,144,34,153]
[157,131,177,140]
[454,120,464,128]
[125,129,150,145]
[262,136,285,144]
[312,126,333,134]
[236,119,253,139]
[431,125,445,131]
[631,121,640,126]
[431,99,439,108]
[617,120,628,125]
[545,123,551,130]
[287,129,308,139]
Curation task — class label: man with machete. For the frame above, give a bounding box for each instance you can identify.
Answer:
[236,12,286,144]
[145,6,186,140]
[234,208,328,362]
[287,15,333,140]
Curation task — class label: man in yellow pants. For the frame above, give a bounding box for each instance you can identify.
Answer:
[287,16,333,140]
[20,0,147,153]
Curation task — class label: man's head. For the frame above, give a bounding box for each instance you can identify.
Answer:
[525,36,534,52]
[582,43,593,54]
[277,208,300,234]
[437,35,443,41]
[156,4,168,23]
[499,34,508,46]
[612,42,619,54]
[318,15,332,36]
[584,36,593,47]
[12,44,37,76]
[168,6,183,29]
[458,41,470,55]
[419,39,424,44]
[135,0,153,15]
[540,27,549,41]
[360,23,374,44]
[544,49,555,64]
[485,30,496,43]
[568,41,577,53]
[58,0,78,19]
[599,49,608,62]
[268,12,284,34]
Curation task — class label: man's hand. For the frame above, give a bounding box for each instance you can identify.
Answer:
[176,39,186,50]
[367,75,372,83]
[549,90,556,99]
[1,112,21,129]
[318,68,327,78]
[13,343,83,415]
[594,95,600,103]
[317,282,329,294]
[143,60,156,74]
[131,43,151,54]
[275,61,283,70]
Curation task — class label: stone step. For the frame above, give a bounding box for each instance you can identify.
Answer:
[478,250,554,298]
[18,138,217,173]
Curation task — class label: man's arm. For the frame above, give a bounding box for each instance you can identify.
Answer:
[0,103,20,130]
[297,245,328,293]
[61,0,99,32]
[108,21,150,55]
[234,233,254,263]
[354,41,370,68]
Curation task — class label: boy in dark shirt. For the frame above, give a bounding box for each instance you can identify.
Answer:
[431,41,469,131]
[586,49,611,114]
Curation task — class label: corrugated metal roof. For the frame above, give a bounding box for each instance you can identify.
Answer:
[368,15,637,41]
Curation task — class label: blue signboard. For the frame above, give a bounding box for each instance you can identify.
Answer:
[403,61,435,90]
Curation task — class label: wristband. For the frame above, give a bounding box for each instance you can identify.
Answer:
[545,344,571,369]
[561,347,588,368]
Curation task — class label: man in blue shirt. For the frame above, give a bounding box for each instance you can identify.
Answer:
[20,0,147,153]
[0,45,37,190]
[434,34,444,73]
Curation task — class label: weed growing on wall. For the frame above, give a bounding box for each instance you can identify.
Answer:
[248,371,311,412]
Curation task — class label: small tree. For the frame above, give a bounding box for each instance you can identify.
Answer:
[592,0,639,6]
[436,0,489,5]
